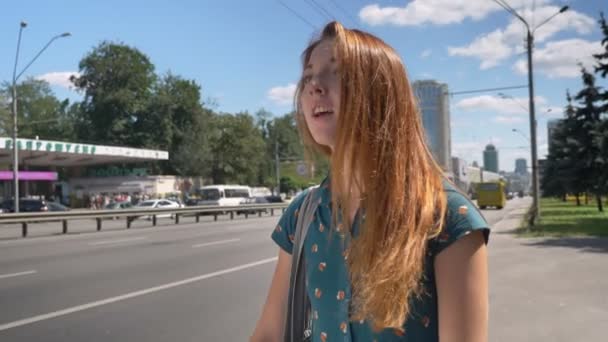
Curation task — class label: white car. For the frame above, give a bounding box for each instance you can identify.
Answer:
[136,199,182,219]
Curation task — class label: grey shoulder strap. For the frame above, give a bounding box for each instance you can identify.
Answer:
[284,187,318,342]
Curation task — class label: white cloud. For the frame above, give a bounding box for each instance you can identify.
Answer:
[448,30,513,69]
[420,49,432,58]
[448,5,595,71]
[513,39,603,78]
[267,83,296,106]
[36,71,80,89]
[452,141,485,161]
[494,116,526,124]
[455,95,547,115]
[359,0,545,26]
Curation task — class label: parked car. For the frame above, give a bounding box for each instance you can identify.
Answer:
[105,201,133,210]
[185,198,201,206]
[135,199,181,219]
[237,196,270,215]
[47,202,70,211]
[264,195,284,203]
[103,201,133,219]
[0,199,49,213]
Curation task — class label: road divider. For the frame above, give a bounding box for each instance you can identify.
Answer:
[0,203,289,238]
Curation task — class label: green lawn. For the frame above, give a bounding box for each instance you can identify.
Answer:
[519,198,608,237]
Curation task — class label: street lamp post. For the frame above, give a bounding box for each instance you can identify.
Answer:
[493,1,568,225]
[11,21,70,212]
[512,128,530,142]
[498,93,528,113]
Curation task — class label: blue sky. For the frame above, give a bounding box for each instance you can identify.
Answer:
[1,0,606,172]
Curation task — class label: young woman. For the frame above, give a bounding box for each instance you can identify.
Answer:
[251,21,489,342]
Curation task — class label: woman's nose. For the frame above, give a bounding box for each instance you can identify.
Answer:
[309,78,325,95]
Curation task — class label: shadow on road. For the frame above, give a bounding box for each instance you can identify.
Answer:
[523,236,608,254]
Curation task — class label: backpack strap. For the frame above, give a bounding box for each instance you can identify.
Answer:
[284,187,318,342]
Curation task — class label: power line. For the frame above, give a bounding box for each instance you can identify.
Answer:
[327,0,359,28]
[448,85,528,96]
[277,0,317,30]
[303,0,334,22]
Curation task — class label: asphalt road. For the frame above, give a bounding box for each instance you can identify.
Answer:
[2,197,597,342]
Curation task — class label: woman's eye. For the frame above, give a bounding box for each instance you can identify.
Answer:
[302,75,312,84]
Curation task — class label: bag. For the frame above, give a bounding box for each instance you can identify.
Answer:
[284,188,318,342]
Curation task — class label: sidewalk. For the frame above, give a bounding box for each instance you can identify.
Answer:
[489,198,608,342]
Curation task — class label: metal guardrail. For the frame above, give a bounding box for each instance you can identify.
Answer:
[0,203,289,237]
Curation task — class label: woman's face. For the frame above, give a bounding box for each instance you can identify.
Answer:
[300,39,341,150]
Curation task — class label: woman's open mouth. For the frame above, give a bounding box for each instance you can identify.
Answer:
[313,105,334,118]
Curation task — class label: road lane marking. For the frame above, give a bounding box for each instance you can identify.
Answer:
[192,238,240,248]
[0,270,37,280]
[88,237,147,246]
[0,257,278,332]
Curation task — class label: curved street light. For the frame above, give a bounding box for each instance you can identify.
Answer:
[492,0,568,225]
[512,128,530,142]
[498,93,528,113]
[11,22,70,212]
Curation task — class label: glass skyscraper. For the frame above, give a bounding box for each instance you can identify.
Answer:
[483,144,499,173]
[515,158,527,175]
[412,80,451,171]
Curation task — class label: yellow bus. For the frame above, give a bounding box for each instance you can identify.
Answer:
[477,181,506,210]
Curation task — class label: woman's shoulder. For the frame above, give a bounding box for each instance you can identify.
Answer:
[429,182,490,256]
[270,186,320,254]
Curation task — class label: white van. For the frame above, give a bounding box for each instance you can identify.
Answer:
[196,185,252,207]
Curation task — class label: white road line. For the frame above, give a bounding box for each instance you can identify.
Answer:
[0,270,37,280]
[88,237,147,246]
[0,257,277,332]
[192,238,240,248]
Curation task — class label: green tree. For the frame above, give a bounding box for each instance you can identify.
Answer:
[573,67,605,211]
[592,12,608,204]
[543,92,587,204]
[593,12,608,78]
[254,108,275,186]
[71,41,156,146]
[209,112,266,185]
[135,73,212,175]
[0,78,75,141]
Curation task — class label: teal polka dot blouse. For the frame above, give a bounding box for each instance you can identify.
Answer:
[272,176,489,342]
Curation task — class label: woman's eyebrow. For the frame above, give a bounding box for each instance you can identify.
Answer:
[305,58,336,70]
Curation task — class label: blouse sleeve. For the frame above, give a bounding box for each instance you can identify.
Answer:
[270,189,311,255]
[430,189,490,256]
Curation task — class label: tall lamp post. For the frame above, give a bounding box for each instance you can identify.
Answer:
[11,21,70,212]
[512,128,530,143]
[493,1,568,225]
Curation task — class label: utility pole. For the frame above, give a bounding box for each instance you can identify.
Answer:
[492,0,568,225]
[526,30,540,226]
[275,137,280,196]
[11,22,70,212]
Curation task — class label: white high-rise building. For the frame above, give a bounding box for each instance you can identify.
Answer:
[412,80,451,171]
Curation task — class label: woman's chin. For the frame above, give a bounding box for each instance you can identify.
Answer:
[311,136,335,149]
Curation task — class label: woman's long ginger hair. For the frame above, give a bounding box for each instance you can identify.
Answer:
[294,22,448,330]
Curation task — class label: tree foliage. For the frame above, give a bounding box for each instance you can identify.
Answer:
[0,78,76,141]
[71,41,156,145]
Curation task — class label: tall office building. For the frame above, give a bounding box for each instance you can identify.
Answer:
[515,158,527,175]
[412,80,451,171]
[483,144,499,173]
